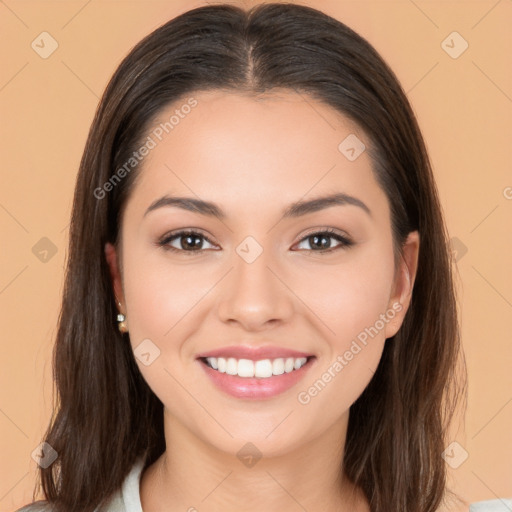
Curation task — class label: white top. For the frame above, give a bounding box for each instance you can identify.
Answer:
[98,456,145,511]
[16,457,512,511]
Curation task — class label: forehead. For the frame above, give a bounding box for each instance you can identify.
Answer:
[124,89,388,221]
[150,88,363,164]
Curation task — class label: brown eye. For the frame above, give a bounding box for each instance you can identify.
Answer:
[294,229,353,253]
[158,230,217,253]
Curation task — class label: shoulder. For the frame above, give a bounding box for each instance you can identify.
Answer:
[15,456,145,512]
[14,492,125,512]
[437,497,512,512]
[14,502,53,512]
[469,499,512,511]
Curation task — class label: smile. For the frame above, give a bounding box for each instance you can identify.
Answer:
[198,356,316,399]
[203,356,309,378]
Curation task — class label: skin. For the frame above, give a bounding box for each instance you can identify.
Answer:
[105,89,420,512]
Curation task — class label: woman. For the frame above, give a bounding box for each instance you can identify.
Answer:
[17,3,505,511]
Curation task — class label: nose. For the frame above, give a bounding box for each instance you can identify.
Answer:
[216,245,294,331]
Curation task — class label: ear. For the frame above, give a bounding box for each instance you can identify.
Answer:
[384,230,420,339]
[105,242,125,313]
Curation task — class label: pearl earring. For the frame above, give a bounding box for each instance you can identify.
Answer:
[116,301,128,333]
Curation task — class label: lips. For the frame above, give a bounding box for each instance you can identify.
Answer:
[198,356,315,399]
[195,345,314,361]
[195,344,316,399]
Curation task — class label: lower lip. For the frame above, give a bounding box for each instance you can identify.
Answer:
[197,357,316,400]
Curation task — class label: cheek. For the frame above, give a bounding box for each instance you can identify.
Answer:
[122,248,211,341]
[120,249,211,403]
[292,245,395,406]
[290,242,395,406]
[295,245,396,350]
[297,263,390,414]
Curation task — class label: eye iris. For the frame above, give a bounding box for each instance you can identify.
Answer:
[310,234,331,250]
[182,234,202,250]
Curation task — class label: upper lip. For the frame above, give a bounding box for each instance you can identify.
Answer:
[196,345,314,361]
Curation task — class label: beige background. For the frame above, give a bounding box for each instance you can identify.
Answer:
[1,0,511,510]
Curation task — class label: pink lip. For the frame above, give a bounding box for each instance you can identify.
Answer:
[197,356,316,400]
[196,345,313,361]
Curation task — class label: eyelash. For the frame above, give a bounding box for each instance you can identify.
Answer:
[157,228,354,255]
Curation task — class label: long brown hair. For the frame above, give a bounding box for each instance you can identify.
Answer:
[28,3,466,511]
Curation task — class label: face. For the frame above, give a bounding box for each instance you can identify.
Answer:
[105,89,419,457]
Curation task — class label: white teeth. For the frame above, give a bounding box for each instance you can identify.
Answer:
[255,359,273,378]
[284,357,295,373]
[237,359,255,378]
[272,358,285,375]
[205,356,308,378]
[226,357,238,375]
[217,357,226,373]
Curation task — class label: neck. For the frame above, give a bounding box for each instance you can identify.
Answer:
[140,408,368,512]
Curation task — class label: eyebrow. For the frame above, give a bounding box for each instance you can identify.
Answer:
[143,192,371,220]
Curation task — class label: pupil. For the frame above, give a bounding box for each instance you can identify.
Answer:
[183,234,202,250]
[311,234,329,249]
